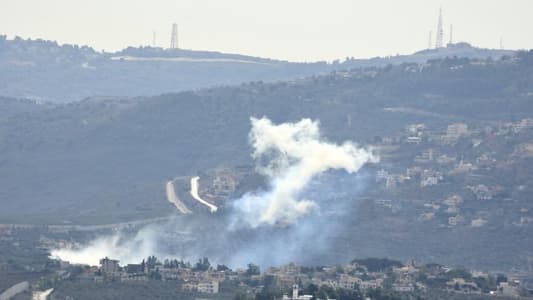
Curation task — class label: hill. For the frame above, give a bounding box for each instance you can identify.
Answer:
[0,51,532,271]
[0,35,514,103]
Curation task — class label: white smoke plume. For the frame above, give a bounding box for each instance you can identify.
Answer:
[50,117,377,268]
[232,117,377,227]
[50,226,160,266]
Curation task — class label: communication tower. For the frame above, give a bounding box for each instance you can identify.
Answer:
[449,24,453,45]
[435,8,444,48]
[170,23,179,49]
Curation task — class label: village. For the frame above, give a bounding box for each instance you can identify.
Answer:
[370,117,533,229]
[39,255,531,299]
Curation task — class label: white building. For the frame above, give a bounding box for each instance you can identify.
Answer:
[282,285,313,300]
[392,283,415,292]
[338,274,362,290]
[99,257,120,274]
[420,176,439,187]
[359,279,383,290]
[447,123,468,138]
[448,215,465,226]
[197,281,219,294]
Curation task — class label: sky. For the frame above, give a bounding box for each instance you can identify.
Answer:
[1,0,532,62]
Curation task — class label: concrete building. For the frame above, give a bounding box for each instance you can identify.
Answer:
[392,283,415,292]
[338,274,361,290]
[99,257,120,274]
[446,123,468,139]
[421,176,439,187]
[443,123,469,143]
[211,170,237,197]
[359,279,383,290]
[406,123,426,136]
[448,215,465,226]
[282,285,313,300]
[197,280,219,294]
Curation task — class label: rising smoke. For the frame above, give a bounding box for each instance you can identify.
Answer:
[232,117,377,227]
[51,117,377,268]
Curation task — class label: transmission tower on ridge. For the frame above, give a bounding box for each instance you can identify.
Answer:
[449,24,453,45]
[435,8,444,48]
[170,23,179,49]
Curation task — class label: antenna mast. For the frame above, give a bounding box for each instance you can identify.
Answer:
[435,8,444,48]
[449,24,453,45]
[170,23,179,49]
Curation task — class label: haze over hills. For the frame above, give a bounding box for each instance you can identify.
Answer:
[3,1,533,297]
[0,35,515,103]
[1,49,532,271]
[1,50,531,218]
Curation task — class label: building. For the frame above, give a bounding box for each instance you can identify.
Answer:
[511,118,533,133]
[211,170,237,197]
[451,160,476,173]
[392,283,415,292]
[421,176,439,187]
[282,285,313,300]
[359,279,383,290]
[444,123,468,141]
[499,282,520,297]
[448,215,465,226]
[125,264,144,274]
[468,184,493,200]
[406,136,422,144]
[338,274,361,290]
[120,273,148,282]
[406,123,426,136]
[443,195,463,207]
[376,169,389,181]
[182,282,197,292]
[99,257,120,274]
[197,280,219,294]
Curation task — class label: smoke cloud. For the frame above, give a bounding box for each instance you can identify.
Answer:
[51,226,161,266]
[51,117,377,268]
[232,117,377,227]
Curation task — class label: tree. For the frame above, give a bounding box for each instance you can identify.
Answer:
[351,258,403,272]
[246,263,260,276]
[194,257,211,271]
[146,255,159,271]
[217,264,230,272]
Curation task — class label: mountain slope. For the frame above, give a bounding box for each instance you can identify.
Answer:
[0,35,514,103]
[1,51,532,271]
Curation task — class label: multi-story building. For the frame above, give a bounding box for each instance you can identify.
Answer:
[282,285,313,300]
[99,258,120,274]
[197,281,219,294]
[338,274,361,290]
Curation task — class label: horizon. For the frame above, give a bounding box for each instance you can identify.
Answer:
[2,32,518,63]
[1,0,532,62]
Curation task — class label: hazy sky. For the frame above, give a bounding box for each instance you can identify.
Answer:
[1,0,532,61]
